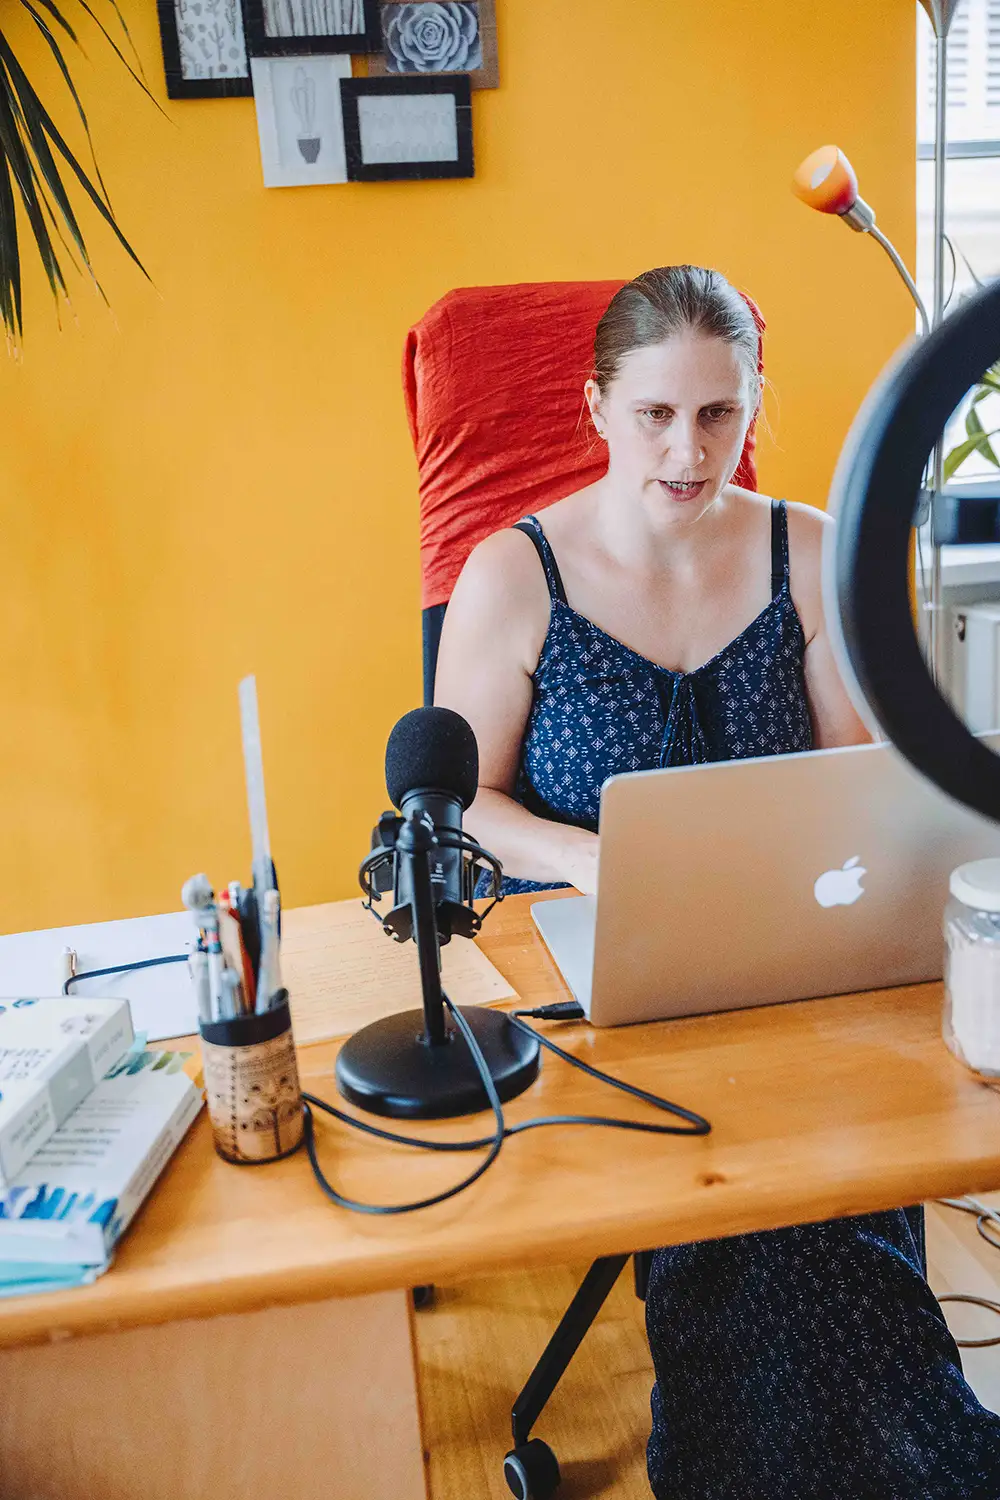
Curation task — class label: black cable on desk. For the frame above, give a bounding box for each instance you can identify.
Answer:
[62,953,189,995]
[83,952,714,1216]
[301,1000,711,1216]
[302,995,506,1215]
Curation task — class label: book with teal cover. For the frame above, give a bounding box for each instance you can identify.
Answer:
[0,1044,202,1273]
[0,997,134,1189]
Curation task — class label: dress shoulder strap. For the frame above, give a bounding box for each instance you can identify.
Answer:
[770,499,790,600]
[513,515,568,605]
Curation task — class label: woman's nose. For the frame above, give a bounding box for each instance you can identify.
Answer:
[667,420,705,467]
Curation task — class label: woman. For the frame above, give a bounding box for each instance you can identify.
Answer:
[435,266,1000,1497]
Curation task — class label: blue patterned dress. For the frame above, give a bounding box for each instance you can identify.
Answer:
[500,506,1000,1498]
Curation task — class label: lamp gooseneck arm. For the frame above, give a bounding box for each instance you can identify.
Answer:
[867,224,931,337]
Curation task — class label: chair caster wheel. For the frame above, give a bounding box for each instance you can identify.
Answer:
[503,1438,560,1499]
[411,1285,435,1309]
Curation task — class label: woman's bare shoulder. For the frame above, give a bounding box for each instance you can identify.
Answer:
[726,486,826,527]
[441,526,553,681]
[784,499,831,566]
[452,524,549,608]
[781,501,831,638]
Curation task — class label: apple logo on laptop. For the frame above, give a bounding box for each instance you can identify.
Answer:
[814,856,866,908]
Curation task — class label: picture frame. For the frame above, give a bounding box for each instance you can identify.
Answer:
[244,0,382,58]
[366,0,498,91]
[340,74,473,181]
[156,0,253,99]
[251,55,352,187]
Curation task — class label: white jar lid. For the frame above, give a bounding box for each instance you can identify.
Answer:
[950,858,1000,912]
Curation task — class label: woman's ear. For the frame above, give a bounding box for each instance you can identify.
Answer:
[749,374,764,423]
[584,378,606,438]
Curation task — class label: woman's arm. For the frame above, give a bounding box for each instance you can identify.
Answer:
[433,531,600,893]
[787,503,873,750]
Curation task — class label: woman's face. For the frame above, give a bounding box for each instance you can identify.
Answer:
[587,332,756,520]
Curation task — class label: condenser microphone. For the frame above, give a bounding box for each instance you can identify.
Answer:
[342,706,539,1119]
[366,706,500,944]
[384,707,477,940]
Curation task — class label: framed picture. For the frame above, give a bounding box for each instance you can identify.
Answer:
[251,55,352,186]
[156,0,253,98]
[367,0,498,90]
[244,0,382,57]
[340,74,473,181]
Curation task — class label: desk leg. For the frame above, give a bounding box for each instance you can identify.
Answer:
[0,1290,427,1500]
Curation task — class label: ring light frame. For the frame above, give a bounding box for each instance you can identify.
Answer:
[828,276,1000,824]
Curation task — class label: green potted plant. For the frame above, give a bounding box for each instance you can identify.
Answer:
[943,360,1000,481]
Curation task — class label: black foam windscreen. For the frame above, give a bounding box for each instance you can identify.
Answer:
[385,707,479,811]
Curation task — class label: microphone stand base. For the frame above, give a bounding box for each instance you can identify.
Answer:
[335,1006,540,1120]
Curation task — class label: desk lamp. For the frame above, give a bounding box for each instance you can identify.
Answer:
[793,141,949,678]
[792,146,929,335]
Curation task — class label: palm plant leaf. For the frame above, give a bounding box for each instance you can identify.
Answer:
[0,117,22,332]
[977,360,1000,394]
[0,0,149,341]
[20,0,114,205]
[0,71,66,301]
[944,425,1000,481]
[69,0,162,108]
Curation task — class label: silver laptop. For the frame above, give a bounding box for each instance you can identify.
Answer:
[530,737,1000,1027]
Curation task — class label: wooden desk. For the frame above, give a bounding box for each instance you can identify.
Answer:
[2,893,1000,1500]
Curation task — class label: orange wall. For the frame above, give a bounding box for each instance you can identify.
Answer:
[0,0,915,931]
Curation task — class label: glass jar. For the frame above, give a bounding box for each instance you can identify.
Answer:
[944,857,1000,1076]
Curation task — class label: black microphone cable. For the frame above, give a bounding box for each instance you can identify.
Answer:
[68,954,714,1214]
[301,997,711,1217]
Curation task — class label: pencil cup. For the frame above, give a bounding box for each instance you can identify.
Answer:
[199,998,304,1164]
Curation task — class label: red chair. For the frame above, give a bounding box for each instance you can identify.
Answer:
[404,278,763,703]
[403,279,765,1499]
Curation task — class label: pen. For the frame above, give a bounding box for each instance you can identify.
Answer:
[202,910,226,1018]
[256,887,282,1013]
[188,951,212,1025]
[236,883,261,993]
[218,889,256,1007]
[219,966,245,1021]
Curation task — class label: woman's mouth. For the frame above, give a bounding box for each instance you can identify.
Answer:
[658,479,708,501]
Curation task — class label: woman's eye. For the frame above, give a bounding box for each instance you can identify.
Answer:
[703,406,734,422]
[643,408,670,422]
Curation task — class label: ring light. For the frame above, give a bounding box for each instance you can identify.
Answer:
[828,276,1000,824]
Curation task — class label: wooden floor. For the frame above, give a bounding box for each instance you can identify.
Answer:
[414,1198,1000,1500]
[927,1193,1000,1414]
[416,1260,654,1500]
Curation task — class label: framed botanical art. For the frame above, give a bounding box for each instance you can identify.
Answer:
[244,0,382,57]
[252,55,352,186]
[367,1,498,90]
[157,0,253,98]
[340,74,473,181]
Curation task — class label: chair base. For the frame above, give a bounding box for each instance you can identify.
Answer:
[505,1249,654,1493]
[503,1438,560,1499]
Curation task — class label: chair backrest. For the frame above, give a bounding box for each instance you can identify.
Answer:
[403,279,765,699]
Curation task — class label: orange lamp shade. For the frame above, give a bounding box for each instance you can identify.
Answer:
[792,145,858,215]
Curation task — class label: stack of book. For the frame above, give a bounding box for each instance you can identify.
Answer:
[0,997,203,1296]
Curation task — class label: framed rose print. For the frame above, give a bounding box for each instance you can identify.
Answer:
[366,0,498,90]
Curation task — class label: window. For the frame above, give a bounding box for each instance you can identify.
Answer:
[917,0,1000,479]
[917,0,1000,296]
